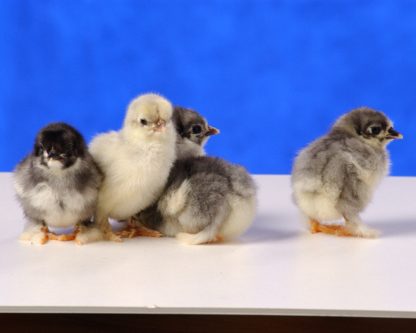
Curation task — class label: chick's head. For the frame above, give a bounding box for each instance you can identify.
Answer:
[173,107,219,146]
[333,107,402,147]
[123,93,174,140]
[34,122,86,170]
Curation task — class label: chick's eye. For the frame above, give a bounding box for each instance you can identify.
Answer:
[370,126,382,135]
[192,125,202,134]
[140,119,148,126]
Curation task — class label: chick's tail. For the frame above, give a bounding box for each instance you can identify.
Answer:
[176,201,231,245]
[176,194,257,245]
[219,194,257,241]
[176,225,222,245]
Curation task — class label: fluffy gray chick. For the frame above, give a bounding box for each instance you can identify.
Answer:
[136,156,257,245]
[14,122,103,245]
[173,106,219,159]
[292,107,402,238]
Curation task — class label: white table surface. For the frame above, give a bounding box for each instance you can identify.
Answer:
[0,173,415,318]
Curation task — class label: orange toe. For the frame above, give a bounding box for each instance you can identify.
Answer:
[309,219,321,234]
[116,224,162,239]
[309,220,353,237]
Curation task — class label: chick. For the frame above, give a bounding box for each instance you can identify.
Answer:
[89,93,176,242]
[117,106,220,239]
[135,156,257,245]
[14,123,103,245]
[173,106,219,159]
[292,107,402,238]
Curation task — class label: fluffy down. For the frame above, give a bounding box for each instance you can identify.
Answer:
[137,156,257,245]
[90,93,177,239]
[13,122,103,245]
[291,107,402,238]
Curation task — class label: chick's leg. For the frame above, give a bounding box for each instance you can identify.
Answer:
[75,224,106,244]
[309,219,353,237]
[47,230,78,241]
[73,212,110,244]
[309,219,322,234]
[116,217,162,239]
[93,209,123,242]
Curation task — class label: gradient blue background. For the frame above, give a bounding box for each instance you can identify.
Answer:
[1,0,415,174]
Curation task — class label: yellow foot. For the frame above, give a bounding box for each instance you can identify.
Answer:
[115,223,162,239]
[35,226,49,244]
[106,231,123,242]
[309,219,321,234]
[47,228,79,242]
[47,233,77,241]
[210,235,224,244]
[309,219,353,237]
[44,226,79,242]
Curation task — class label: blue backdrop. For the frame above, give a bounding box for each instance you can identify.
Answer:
[1,0,415,174]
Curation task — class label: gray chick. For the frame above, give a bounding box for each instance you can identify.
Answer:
[14,122,103,244]
[136,156,257,245]
[292,107,402,238]
[173,106,219,159]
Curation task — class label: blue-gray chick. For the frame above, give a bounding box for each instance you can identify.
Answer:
[137,156,257,244]
[292,107,402,238]
[173,106,219,159]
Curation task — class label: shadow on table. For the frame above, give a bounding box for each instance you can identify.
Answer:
[371,219,416,238]
[242,214,300,243]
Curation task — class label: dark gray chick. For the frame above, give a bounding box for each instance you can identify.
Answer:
[14,122,103,244]
[173,106,219,159]
[136,156,257,245]
[291,107,402,238]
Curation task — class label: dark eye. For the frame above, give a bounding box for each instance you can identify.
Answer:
[140,119,148,126]
[370,126,381,135]
[192,125,202,134]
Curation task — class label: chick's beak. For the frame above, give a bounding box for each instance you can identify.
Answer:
[386,128,403,140]
[47,149,59,160]
[205,126,220,136]
[152,119,166,132]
